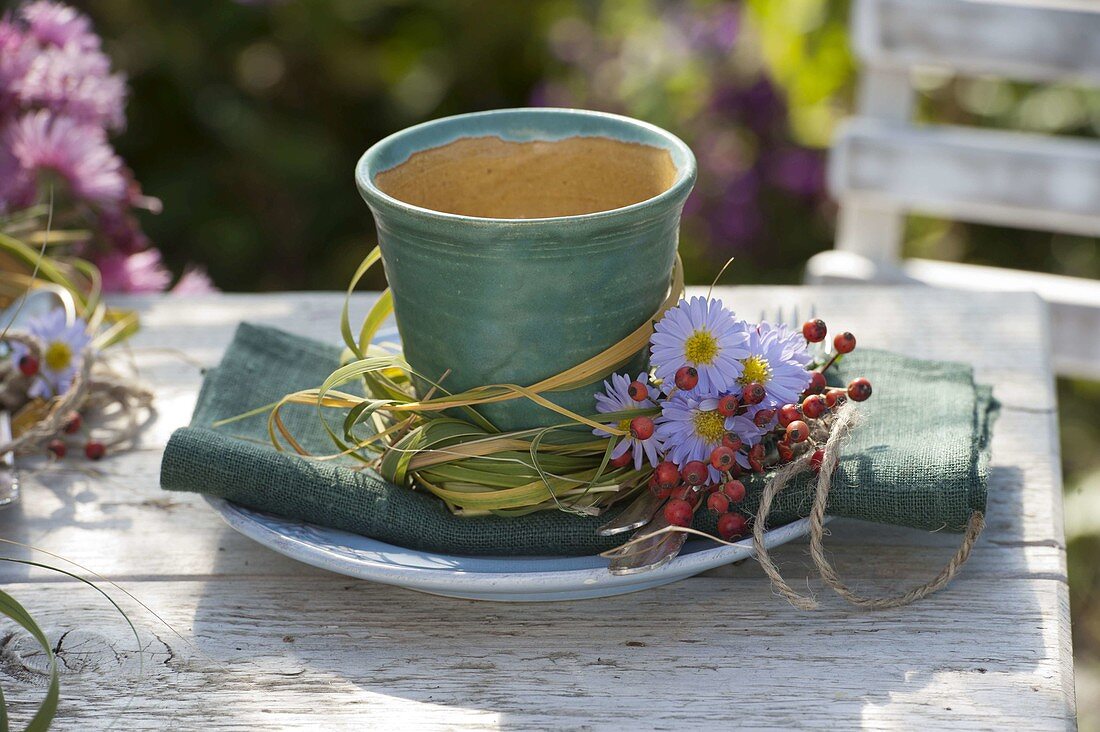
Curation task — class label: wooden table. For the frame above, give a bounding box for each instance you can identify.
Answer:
[0,287,1075,730]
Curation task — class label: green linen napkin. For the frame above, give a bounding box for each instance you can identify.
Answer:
[160,323,997,556]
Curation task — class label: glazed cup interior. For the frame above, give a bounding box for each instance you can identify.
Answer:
[374,135,679,219]
[357,108,696,223]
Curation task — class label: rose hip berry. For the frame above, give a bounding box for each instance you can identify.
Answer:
[47,439,66,458]
[801,394,826,419]
[833,332,856,354]
[627,380,649,402]
[802,319,827,343]
[706,491,731,514]
[681,460,708,486]
[748,443,765,473]
[805,371,827,395]
[610,451,633,468]
[809,449,825,473]
[824,388,847,408]
[717,512,748,540]
[785,420,809,443]
[18,355,39,377]
[777,441,794,462]
[84,441,106,461]
[721,433,742,452]
[847,377,873,402]
[63,412,82,434]
[752,408,775,428]
[649,475,673,499]
[654,461,680,488]
[722,479,746,503]
[742,382,766,405]
[629,416,654,440]
[674,366,699,391]
[663,498,694,527]
[778,404,801,427]
[710,445,735,471]
[716,393,739,417]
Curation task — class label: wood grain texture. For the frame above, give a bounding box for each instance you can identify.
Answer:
[0,289,1074,730]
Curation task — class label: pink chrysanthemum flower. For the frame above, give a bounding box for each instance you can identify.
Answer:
[95,249,173,293]
[19,1,98,50]
[171,267,218,295]
[0,19,34,115]
[17,44,127,130]
[3,110,128,206]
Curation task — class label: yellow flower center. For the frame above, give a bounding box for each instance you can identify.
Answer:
[684,330,719,365]
[616,418,631,433]
[692,409,726,443]
[44,341,73,371]
[739,354,771,385]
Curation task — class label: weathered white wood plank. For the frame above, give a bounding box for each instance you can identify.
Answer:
[854,0,1100,84]
[831,120,1100,237]
[0,290,1071,729]
[0,576,1076,731]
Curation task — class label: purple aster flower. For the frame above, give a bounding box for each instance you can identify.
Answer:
[655,392,727,483]
[650,296,750,396]
[3,111,128,207]
[592,372,661,470]
[757,320,812,366]
[95,249,172,293]
[725,410,769,470]
[9,308,92,399]
[737,322,813,409]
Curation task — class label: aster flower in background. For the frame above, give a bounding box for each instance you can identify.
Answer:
[170,267,217,295]
[3,110,127,207]
[95,250,172,293]
[593,372,661,470]
[9,309,92,399]
[650,296,749,395]
[0,1,215,293]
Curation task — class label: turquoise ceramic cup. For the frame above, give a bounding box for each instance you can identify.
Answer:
[356,108,696,431]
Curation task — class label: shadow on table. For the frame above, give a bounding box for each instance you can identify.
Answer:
[0,459,134,580]
[185,463,1068,728]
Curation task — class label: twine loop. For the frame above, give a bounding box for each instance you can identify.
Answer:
[751,403,985,610]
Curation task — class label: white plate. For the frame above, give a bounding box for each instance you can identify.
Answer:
[205,495,815,601]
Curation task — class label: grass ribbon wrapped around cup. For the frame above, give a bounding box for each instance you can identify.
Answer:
[224,247,685,516]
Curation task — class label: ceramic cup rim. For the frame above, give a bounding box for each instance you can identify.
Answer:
[355,107,697,226]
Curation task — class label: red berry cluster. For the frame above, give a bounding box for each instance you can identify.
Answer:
[44,411,106,461]
[644,317,874,543]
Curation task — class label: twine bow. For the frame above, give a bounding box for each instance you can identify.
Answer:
[752,403,985,610]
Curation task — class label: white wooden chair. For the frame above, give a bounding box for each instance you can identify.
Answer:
[805,0,1100,379]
